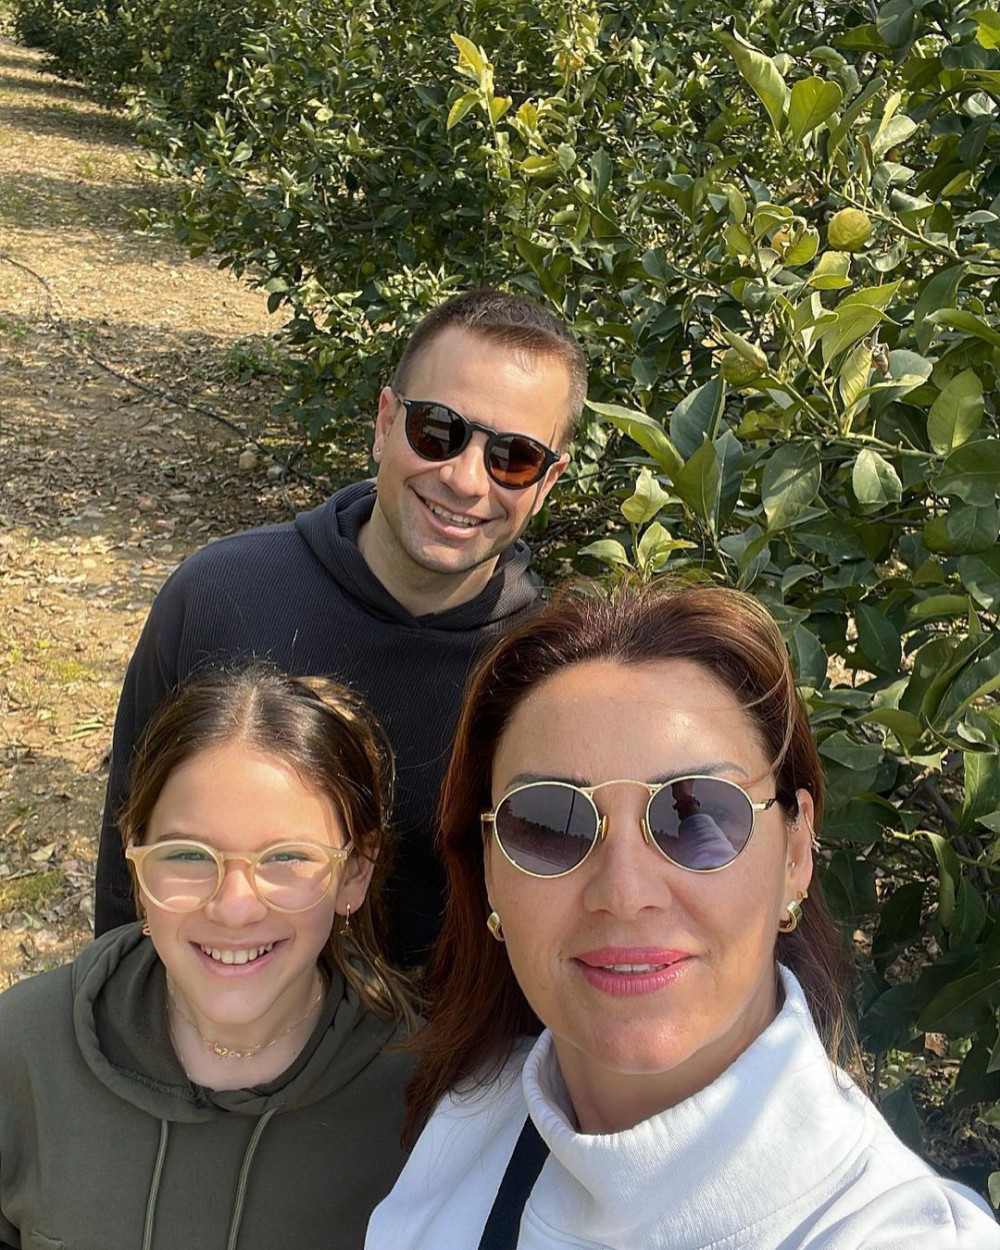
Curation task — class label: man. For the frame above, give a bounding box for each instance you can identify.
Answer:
[94,289,587,965]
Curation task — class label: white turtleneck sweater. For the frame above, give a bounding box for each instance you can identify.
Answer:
[366,968,999,1249]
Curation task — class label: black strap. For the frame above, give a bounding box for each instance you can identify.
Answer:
[477,1117,550,1250]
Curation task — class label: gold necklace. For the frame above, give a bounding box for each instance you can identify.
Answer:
[167,978,324,1060]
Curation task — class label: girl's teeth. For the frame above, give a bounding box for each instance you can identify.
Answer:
[201,942,275,964]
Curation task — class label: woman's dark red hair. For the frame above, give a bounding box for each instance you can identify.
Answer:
[404,581,855,1143]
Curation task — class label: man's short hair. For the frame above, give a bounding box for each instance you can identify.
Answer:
[392,289,587,445]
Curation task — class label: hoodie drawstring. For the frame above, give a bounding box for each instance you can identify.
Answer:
[142,1120,170,1250]
[226,1107,279,1250]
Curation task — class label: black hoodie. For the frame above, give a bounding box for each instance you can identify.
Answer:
[94,482,541,962]
[0,924,411,1249]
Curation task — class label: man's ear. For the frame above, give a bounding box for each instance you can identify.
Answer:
[373,386,399,451]
[529,451,571,519]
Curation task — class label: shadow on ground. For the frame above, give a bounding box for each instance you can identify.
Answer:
[0,171,182,244]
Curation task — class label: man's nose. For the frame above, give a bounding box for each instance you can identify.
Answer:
[438,435,492,497]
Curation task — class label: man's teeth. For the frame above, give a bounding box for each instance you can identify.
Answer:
[601,963,669,973]
[200,942,275,965]
[426,501,480,527]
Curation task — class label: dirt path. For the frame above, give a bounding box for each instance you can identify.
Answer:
[0,40,359,985]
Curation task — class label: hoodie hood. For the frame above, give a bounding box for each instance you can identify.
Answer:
[293,480,539,629]
[73,924,400,1123]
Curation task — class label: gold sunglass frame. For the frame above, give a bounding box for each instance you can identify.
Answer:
[481,775,777,880]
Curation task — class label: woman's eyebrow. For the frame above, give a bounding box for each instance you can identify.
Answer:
[500,762,752,789]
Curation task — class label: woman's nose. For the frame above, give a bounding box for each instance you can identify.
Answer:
[581,801,673,917]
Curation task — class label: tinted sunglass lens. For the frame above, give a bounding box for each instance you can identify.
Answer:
[495,784,597,875]
[647,778,752,870]
[407,404,466,460]
[488,435,549,487]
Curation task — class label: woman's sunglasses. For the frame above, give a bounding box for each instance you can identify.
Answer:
[394,391,560,489]
[482,775,779,878]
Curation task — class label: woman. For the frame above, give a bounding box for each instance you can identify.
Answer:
[0,667,413,1250]
[367,583,999,1249]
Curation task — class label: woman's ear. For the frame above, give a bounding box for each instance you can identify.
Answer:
[786,787,815,897]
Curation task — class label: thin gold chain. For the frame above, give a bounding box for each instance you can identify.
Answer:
[167,976,324,1060]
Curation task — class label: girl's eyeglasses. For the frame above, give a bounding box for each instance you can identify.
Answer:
[125,839,352,913]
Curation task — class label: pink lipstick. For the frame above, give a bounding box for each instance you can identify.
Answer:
[573,947,693,997]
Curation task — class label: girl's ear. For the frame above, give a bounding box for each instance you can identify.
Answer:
[335,846,377,918]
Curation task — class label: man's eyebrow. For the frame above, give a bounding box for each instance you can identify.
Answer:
[499,762,751,790]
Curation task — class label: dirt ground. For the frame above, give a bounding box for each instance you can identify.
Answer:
[0,39,357,985]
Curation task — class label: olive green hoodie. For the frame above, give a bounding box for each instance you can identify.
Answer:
[0,924,412,1249]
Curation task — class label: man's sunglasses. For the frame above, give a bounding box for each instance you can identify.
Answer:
[394,391,560,489]
[482,775,779,878]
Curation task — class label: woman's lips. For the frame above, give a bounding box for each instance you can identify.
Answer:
[573,947,694,997]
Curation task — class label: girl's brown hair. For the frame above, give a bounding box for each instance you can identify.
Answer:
[405,581,855,1142]
[119,665,412,1024]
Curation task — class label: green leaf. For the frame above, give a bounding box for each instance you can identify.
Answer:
[876,0,930,48]
[636,521,693,572]
[446,91,478,130]
[858,708,923,753]
[761,443,822,530]
[838,342,871,411]
[783,227,820,266]
[577,539,630,568]
[933,439,1000,505]
[808,250,852,289]
[821,305,886,365]
[668,378,725,460]
[974,8,1000,49]
[917,966,1000,1033]
[927,309,1000,353]
[926,369,984,456]
[587,401,683,479]
[852,449,902,508]
[959,549,1000,611]
[922,830,960,932]
[855,603,901,672]
[717,28,787,136]
[913,265,964,354]
[923,505,998,556]
[827,74,887,157]
[621,467,669,525]
[787,76,843,146]
[819,731,884,773]
[674,438,722,531]
[450,33,485,76]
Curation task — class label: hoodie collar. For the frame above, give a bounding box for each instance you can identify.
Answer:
[73,924,399,1123]
[293,481,539,629]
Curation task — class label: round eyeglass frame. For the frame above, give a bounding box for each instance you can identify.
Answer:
[394,390,560,489]
[481,775,778,879]
[125,839,353,913]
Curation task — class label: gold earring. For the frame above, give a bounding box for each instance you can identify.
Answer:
[342,903,351,936]
[141,920,151,937]
[778,896,805,933]
[486,910,504,942]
